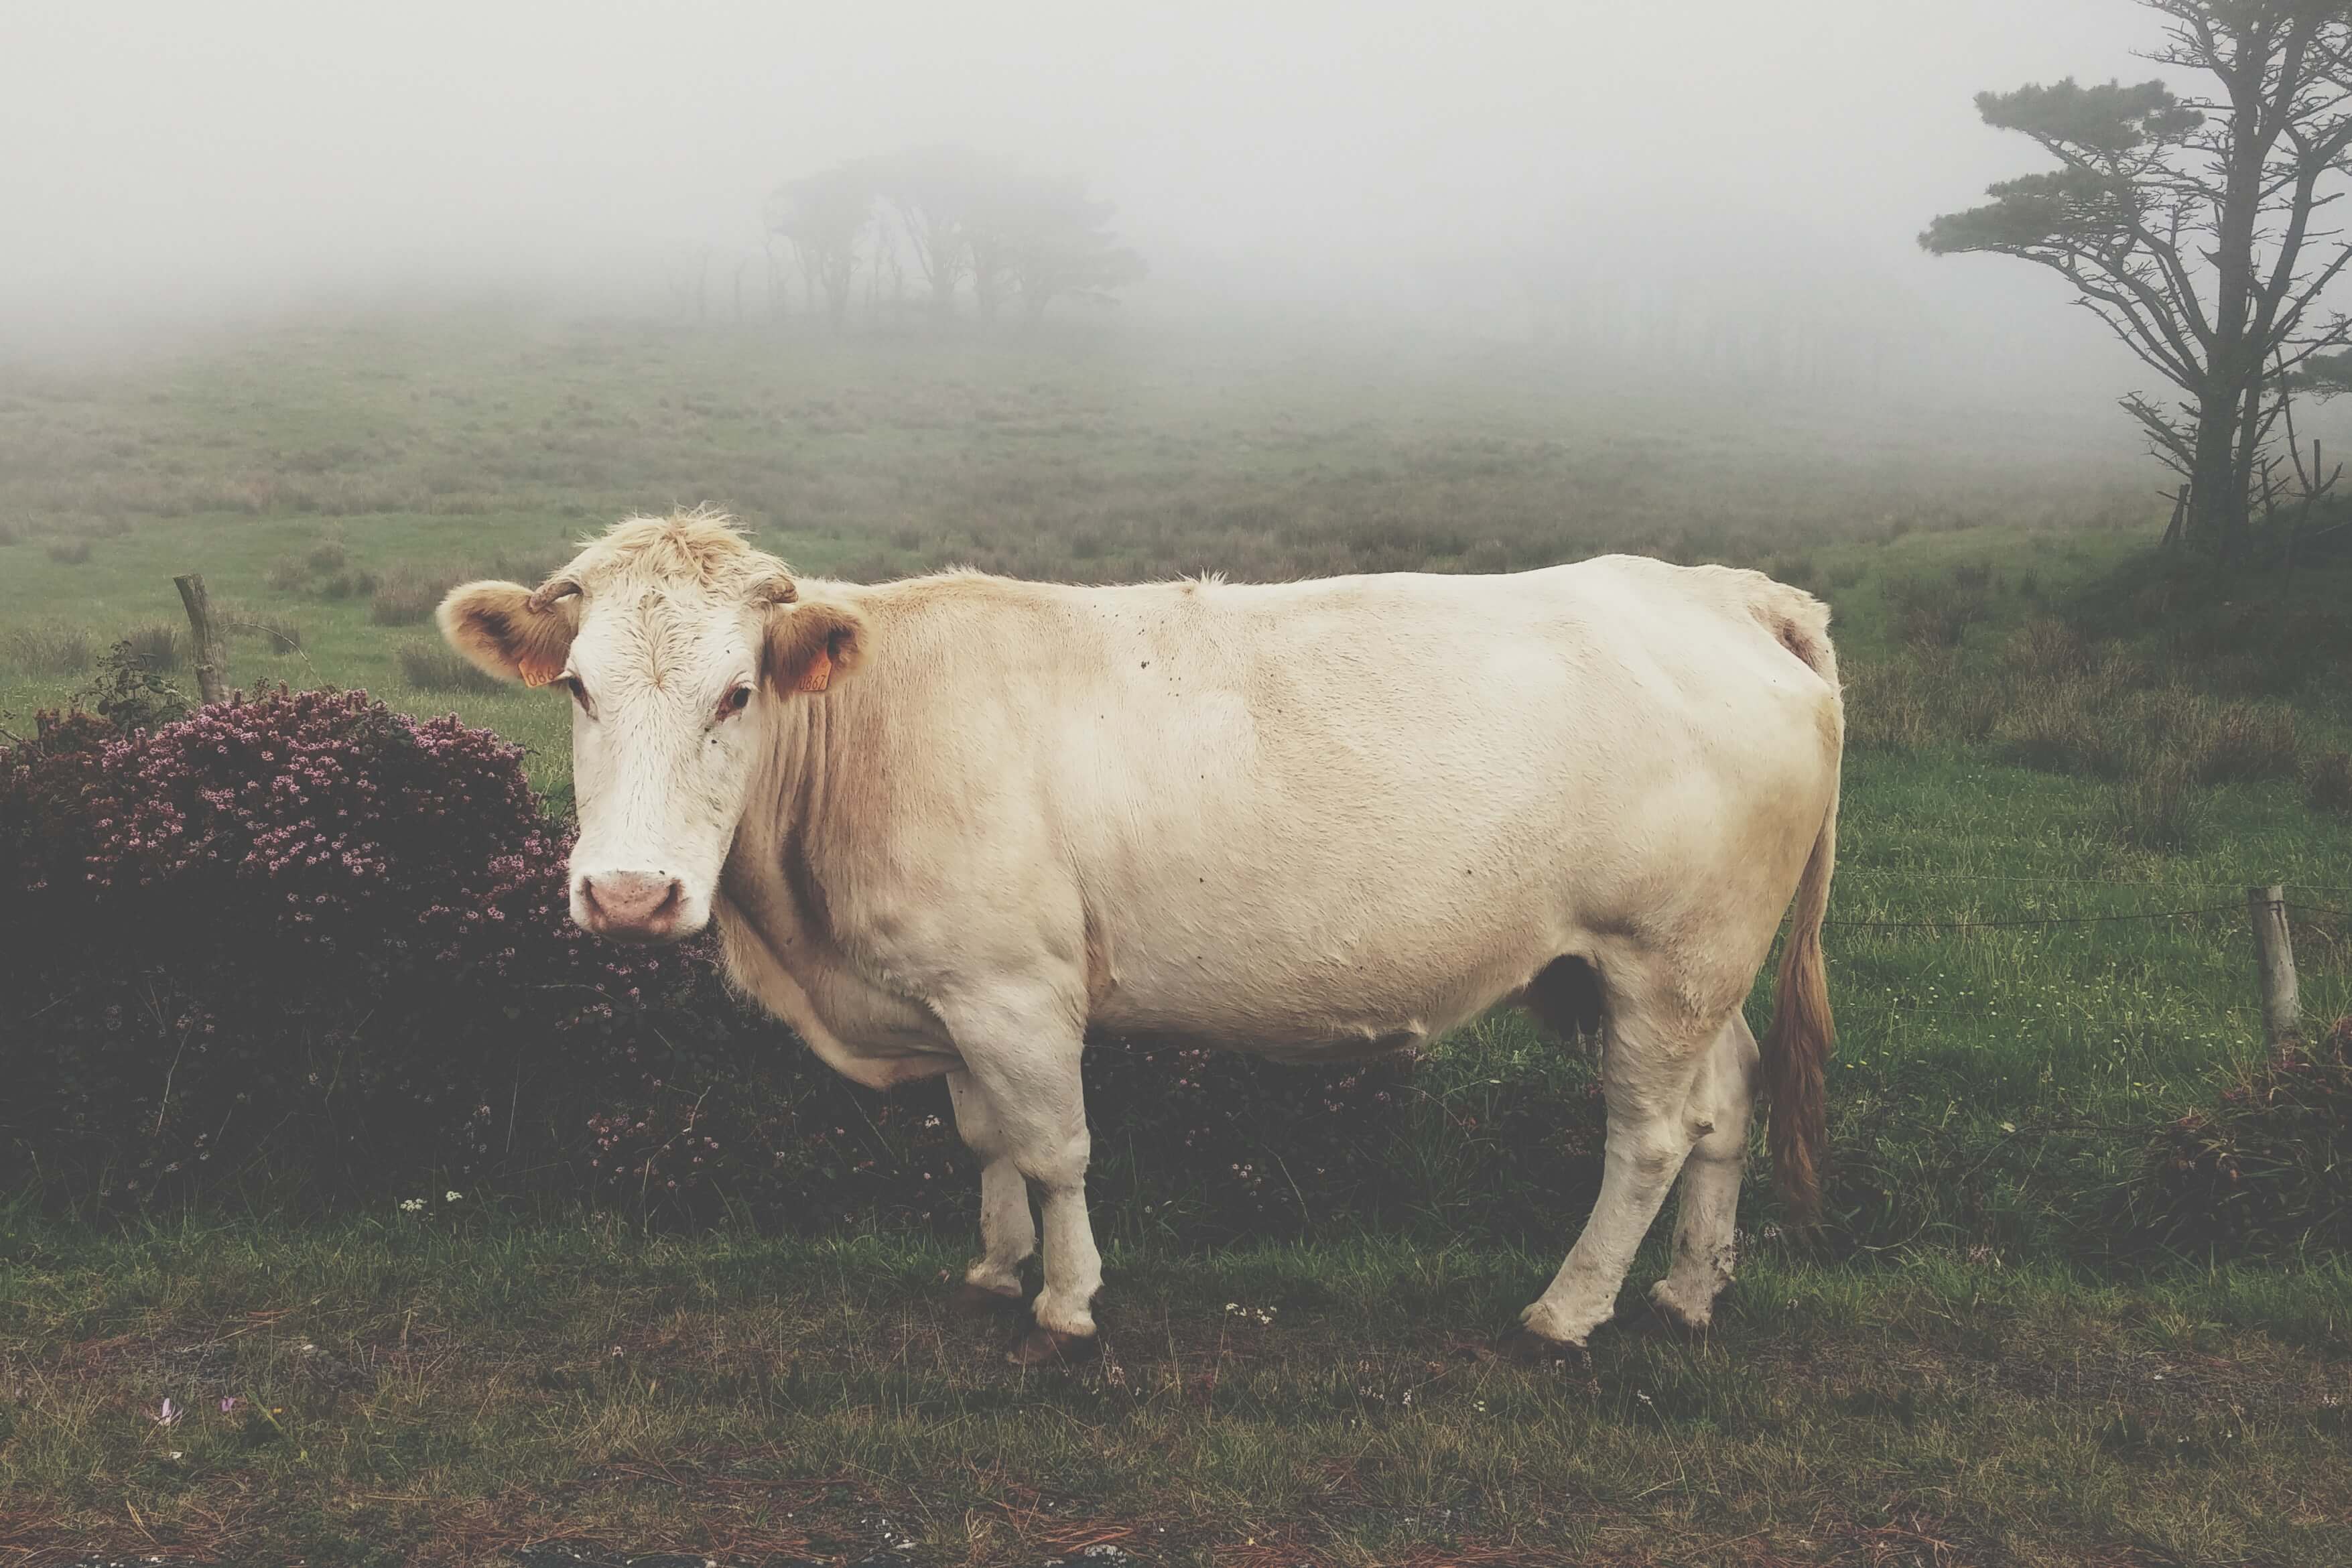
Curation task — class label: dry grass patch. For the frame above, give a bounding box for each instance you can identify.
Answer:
[371,566,458,625]
[4,620,95,675]
[2309,749,2352,816]
[397,639,501,693]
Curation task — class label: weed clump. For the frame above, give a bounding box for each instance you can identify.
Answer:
[216,602,305,653]
[5,623,95,675]
[46,539,91,565]
[2303,750,2352,817]
[2108,755,2207,852]
[2139,1019,2352,1258]
[398,641,501,693]
[118,623,184,671]
[371,568,456,625]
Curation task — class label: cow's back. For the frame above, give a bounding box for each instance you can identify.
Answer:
[796,558,1839,1060]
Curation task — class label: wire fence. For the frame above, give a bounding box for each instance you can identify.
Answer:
[1823,873,2349,933]
[1825,904,2239,931]
[1815,876,2346,1049]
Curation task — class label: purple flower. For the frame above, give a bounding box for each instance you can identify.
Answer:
[154,1397,182,1427]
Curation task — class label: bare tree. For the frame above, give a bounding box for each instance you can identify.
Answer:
[1922,3,2352,556]
[999,178,1148,324]
[763,151,1144,334]
[765,169,871,331]
[868,147,996,325]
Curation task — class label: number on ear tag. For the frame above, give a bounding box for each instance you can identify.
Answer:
[520,657,563,688]
[795,648,832,694]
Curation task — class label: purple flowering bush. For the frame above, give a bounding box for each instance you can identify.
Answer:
[1,689,1602,1237]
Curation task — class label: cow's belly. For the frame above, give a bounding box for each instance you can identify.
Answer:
[1088,898,1563,1061]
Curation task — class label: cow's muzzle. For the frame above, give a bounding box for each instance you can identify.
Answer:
[577,870,691,943]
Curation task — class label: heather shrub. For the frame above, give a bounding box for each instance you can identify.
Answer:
[2136,1019,2352,1258]
[0,692,1605,1239]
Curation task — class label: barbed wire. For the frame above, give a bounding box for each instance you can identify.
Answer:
[1839,869,2352,895]
[1825,904,2240,931]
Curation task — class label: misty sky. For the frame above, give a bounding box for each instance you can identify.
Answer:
[1,1,2209,406]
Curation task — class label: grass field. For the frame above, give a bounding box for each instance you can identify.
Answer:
[3,308,2351,1565]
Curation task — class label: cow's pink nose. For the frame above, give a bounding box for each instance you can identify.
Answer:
[579,872,683,940]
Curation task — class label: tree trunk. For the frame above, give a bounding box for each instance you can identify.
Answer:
[2186,386,2249,551]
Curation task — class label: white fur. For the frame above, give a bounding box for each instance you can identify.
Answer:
[456,519,1842,1350]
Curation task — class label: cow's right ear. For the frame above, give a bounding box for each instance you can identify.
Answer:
[437,581,579,688]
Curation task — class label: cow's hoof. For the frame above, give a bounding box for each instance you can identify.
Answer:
[1497,1327,1585,1366]
[1008,1325,1099,1367]
[1648,1279,1716,1336]
[952,1281,1025,1316]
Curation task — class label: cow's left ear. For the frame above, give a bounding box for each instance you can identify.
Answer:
[437,580,580,688]
[765,600,866,696]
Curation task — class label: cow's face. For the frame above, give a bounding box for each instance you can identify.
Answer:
[438,553,862,944]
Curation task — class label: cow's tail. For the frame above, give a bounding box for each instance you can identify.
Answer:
[1756,582,1841,1222]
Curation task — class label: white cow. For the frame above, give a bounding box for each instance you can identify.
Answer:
[441,510,1841,1363]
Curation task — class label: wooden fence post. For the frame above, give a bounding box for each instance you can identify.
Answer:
[2247,885,2300,1049]
[173,572,227,705]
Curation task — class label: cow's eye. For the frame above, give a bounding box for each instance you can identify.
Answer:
[561,675,594,718]
[718,685,753,720]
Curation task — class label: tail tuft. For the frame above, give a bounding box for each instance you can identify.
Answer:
[1762,804,1836,1218]
[1758,577,1839,1220]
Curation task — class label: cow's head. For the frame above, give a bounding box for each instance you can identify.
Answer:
[436,510,863,943]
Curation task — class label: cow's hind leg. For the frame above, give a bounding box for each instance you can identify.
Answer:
[935,984,1102,1365]
[1516,960,1738,1352]
[946,1067,1033,1310]
[1649,1012,1759,1333]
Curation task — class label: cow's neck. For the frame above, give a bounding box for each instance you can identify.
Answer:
[722,686,847,952]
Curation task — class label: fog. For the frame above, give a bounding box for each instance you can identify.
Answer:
[0,0,2203,417]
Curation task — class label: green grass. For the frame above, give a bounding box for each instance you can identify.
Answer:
[4,307,2350,1563]
[1,1218,2345,1566]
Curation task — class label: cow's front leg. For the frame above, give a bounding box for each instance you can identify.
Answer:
[935,983,1100,1365]
[945,1067,1033,1309]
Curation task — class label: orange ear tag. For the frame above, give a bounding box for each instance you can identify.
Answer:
[519,657,563,689]
[795,647,832,694]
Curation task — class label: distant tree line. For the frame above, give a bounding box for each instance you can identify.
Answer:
[761,146,1147,331]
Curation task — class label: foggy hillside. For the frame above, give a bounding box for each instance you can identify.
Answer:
[0,0,2278,431]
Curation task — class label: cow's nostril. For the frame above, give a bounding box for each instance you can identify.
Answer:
[579,872,684,935]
